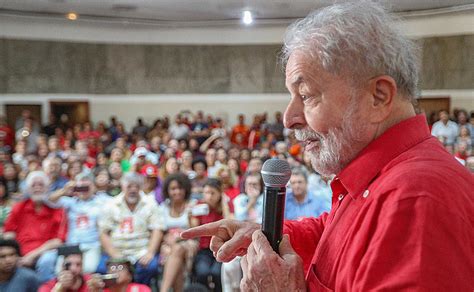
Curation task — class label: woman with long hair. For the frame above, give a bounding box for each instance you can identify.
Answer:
[160,173,198,292]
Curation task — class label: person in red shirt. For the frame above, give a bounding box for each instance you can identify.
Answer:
[190,178,233,291]
[230,114,250,147]
[0,116,14,150]
[181,2,473,291]
[216,165,240,202]
[39,247,92,292]
[3,171,67,283]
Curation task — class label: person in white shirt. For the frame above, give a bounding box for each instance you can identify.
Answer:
[97,172,164,285]
[431,110,459,146]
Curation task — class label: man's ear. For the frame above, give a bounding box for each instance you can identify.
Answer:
[367,75,397,123]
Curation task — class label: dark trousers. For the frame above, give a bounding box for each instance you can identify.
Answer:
[193,248,222,292]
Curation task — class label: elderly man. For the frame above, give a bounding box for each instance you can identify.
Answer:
[43,156,69,192]
[97,172,164,285]
[48,173,111,273]
[431,110,459,147]
[182,2,473,291]
[3,171,67,283]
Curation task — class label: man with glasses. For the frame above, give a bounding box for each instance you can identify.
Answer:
[87,258,150,292]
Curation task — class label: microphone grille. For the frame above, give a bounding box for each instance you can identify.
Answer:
[261,158,291,187]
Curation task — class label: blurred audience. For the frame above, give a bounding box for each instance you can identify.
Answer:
[0,107,471,290]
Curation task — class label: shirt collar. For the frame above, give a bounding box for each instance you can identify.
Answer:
[23,199,52,215]
[338,115,431,199]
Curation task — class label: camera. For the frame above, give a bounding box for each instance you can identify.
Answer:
[191,204,210,216]
[73,185,89,193]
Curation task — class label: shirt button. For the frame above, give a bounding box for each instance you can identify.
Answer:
[363,190,370,198]
[338,194,344,201]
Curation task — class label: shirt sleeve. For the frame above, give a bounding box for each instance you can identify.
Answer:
[283,213,328,274]
[233,196,248,221]
[148,204,165,231]
[57,196,74,209]
[55,209,68,242]
[352,192,472,291]
[98,203,115,233]
[3,203,20,233]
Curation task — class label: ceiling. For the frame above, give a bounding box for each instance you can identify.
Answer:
[1,0,474,27]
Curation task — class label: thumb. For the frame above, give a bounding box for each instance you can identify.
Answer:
[278,234,296,256]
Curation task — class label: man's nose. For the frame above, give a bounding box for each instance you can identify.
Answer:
[284,96,307,130]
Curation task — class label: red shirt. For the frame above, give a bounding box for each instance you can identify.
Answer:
[39,274,92,292]
[284,115,473,291]
[104,283,151,292]
[196,208,224,249]
[4,199,67,255]
[224,186,240,201]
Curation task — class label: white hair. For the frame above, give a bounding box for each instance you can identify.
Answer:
[42,156,61,170]
[25,171,50,189]
[281,1,420,100]
[75,173,94,183]
[121,172,144,188]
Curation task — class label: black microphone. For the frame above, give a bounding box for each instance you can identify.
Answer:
[261,158,291,253]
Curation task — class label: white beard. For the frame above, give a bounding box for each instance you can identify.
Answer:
[295,101,368,176]
[125,195,140,205]
[30,193,46,203]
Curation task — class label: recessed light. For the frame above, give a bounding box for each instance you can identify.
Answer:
[66,12,78,21]
[242,10,253,25]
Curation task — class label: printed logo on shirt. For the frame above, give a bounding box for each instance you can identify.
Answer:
[76,214,90,229]
[119,217,134,233]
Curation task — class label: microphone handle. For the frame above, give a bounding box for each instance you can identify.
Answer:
[261,186,286,253]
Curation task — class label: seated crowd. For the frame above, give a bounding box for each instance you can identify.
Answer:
[0,107,472,291]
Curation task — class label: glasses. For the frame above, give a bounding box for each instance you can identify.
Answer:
[108,264,128,272]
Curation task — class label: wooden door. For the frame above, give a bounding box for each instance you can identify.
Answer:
[416,97,450,126]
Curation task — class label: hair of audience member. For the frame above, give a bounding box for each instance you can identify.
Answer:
[94,166,110,177]
[242,172,264,194]
[162,172,192,201]
[203,177,223,193]
[281,0,420,101]
[191,157,208,170]
[215,164,236,187]
[41,156,61,170]
[120,172,144,189]
[74,172,94,183]
[0,239,21,256]
[290,167,308,182]
[25,170,50,189]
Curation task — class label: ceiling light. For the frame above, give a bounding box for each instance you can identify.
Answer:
[66,12,78,21]
[242,10,253,25]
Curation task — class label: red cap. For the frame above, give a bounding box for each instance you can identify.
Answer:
[140,164,159,178]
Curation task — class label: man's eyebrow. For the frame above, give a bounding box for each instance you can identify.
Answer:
[287,75,304,89]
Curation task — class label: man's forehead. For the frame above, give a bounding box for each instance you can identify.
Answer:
[0,246,16,254]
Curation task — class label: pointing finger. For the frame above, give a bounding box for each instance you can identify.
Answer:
[180,220,223,239]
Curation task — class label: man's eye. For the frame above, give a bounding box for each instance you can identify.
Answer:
[301,95,311,101]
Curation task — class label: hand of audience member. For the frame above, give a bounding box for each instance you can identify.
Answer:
[63,181,76,196]
[87,274,105,292]
[57,270,75,289]
[138,252,154,267]
[247,186,260,200]
[240,231,306,292]
[181,219,260,262]
[18,254,36,267]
